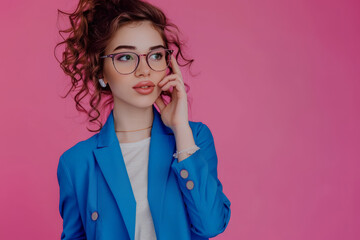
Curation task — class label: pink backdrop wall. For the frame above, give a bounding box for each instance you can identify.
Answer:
[1,0,359,239]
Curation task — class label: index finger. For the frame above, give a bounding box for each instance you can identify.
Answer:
[170,55,182,77]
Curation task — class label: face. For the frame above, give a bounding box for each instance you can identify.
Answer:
[102,20,168,109]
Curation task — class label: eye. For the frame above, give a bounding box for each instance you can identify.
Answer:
[115,53,135,62]
[149,51,164,61]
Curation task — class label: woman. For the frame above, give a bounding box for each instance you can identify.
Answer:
[55,0,231,239]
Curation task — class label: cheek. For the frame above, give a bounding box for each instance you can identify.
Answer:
[103,61,118,80]
[155,71,167,83]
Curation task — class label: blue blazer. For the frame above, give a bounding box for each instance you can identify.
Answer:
[57,105,231,240]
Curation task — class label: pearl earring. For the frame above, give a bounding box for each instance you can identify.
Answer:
[99,78,107,88]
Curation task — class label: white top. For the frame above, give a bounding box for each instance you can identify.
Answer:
[119,137,157,240]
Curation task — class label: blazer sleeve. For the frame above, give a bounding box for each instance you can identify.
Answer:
[57,154,87,240]
[170,122,231,238]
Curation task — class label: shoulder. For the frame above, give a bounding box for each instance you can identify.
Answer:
[57,133,99,173]
[188,120,214,141]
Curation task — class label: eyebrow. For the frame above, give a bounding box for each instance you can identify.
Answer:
[113,45,165,52]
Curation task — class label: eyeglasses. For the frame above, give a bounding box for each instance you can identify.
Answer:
[100,48,174,75]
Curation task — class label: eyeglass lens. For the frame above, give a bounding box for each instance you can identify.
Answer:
[113,49,171,74]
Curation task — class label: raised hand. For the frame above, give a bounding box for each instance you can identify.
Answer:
[155,55,189,132]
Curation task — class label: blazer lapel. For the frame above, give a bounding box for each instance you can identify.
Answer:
[93,108,136,240]
[93,105,175,240]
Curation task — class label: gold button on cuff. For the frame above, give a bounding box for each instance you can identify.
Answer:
[91,211,98,221]
[180,169,189,179]
[186,180,194,190]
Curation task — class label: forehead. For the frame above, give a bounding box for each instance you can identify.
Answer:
[106,21,164,52]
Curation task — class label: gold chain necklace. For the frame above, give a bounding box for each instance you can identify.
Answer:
[115,125,152,132]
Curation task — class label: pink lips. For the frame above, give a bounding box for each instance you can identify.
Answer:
[133,80,155,95]
[133,80,155,88]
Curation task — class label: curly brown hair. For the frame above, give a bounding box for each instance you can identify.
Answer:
[54,0,194,132]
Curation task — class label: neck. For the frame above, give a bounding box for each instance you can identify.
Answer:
[112,103,153,143]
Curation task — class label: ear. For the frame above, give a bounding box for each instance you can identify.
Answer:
[99,74,107,84]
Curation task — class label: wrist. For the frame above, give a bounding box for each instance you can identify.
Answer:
[172,123,191,135]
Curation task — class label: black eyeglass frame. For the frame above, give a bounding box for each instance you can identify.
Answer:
[100,49,174,75]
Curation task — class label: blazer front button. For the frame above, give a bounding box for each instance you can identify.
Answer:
[91,211,99,221]
[180,169,189,179]
[186,180,194,190]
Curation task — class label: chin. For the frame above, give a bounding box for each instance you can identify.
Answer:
[131,97,157,109]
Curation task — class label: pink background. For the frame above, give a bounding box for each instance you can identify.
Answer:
[1,0,359,239]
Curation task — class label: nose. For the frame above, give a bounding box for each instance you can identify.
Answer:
[135,54,151,77]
